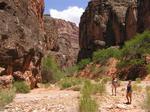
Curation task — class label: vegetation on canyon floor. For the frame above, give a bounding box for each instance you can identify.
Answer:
[0,31,150,111]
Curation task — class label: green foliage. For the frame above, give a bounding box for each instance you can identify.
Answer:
[80,95,98,112]
[13,81,30,93]
[93,48,121,63]
[78,58,91,70]
[0,88,16,107]
[42,55,64,82]
[121,31,150,57]
[132,84,142,92]
[144,86,150,111]
[117,59,145,68]
[146,64,150,74]
[58,77,82,90]
[64,65,79,76]
[135,78,141,84]
[81,79,106,96]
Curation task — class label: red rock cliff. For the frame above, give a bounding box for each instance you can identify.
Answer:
[78,0,150,60]
[44,15,79,69]
[0,0,45,88]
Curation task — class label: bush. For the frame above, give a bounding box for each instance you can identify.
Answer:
[58,77,82,90]
[135,78,141,83]
[93,82,106,95]
[144,86,150,111]
[64,65,79,76]
[81,79,106,96]
[132,84,142,92]
[117,59,145,68]
[0,88,15,107]
[117,31,150,69]
[42,55,64,82]
[81,80,94,96]
[146,64,150,74]
[13,81,30,93]
[77,58,91,70]
[93,48,121,63]
[121,31,150,58]
[80,95,98,112]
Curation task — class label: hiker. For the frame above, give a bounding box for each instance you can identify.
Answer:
[112,76,118,96]
[126,80,132,104]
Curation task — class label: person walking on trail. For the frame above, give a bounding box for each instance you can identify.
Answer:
[112,76,118,96]
[126,80,132,104]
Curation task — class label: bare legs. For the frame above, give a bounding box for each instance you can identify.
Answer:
[112,85,117,96]
[126,92,132,104]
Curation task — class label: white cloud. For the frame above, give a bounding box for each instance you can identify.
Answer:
[49,6,84,26]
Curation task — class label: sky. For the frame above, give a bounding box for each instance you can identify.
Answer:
[44,0,89,26]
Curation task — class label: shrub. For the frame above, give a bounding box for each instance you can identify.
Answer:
[13,81,30,93]
[0,88,15,107]
[80,95,98,112]
[132,84,142,92]
[135,78,141,84]
[58,77,82,90]
[146,64,150,74]
[93,48,121,63]
[64,65,79,76]
[81,79,106,96]
[93,82,106,95]
[81,80,94,96]
[144,86,150,111]
[77,58,91,70]
[42,55,64,82]
[121,31,150,58]
[117,31,150,69]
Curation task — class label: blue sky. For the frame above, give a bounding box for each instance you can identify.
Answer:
[44,0,89,26]
[44,0,88,14]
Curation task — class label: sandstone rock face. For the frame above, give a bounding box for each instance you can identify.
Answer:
[44,15,79,69]
[137,0,150,33]
[78,0,150,60]
[0,0,45,88]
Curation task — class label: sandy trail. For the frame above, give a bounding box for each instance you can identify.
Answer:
[1,88,79,112]
[99,81,150,112]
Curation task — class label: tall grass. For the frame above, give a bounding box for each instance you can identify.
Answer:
[13,81,30,93]
[58,77,82,90]
[80,79,106,112]
[144,86,150,112]
[42,55,65,82]
[80,95,98,112]
[0,88,16,107]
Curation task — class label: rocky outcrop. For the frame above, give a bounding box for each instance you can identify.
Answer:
[137,0,150,33]
[44,15,79,69]
[0,0,45,88]
[78,0,150,60]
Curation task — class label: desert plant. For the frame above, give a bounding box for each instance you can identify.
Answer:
[58,77,82,90]
[144,86,150,112]
[132,84,142,92]
[77,58,91,70]
[93,47,121,63]
[64,65,79,76]
[146,64,150,74]
[0,88,16,107]
[135,78,141,84]
[13,81,30,93]
[80,95,98,112]
[42,55,65,82]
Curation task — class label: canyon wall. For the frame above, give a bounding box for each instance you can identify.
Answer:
[0,0,45,88]
[78,0,150,60]
[44,15,79,69]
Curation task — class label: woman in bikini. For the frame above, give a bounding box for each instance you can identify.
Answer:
[126,80,132,104]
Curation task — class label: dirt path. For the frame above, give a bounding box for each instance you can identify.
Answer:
[1,88,79,112]
[99,81,150,112]
[1,81,150,112]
